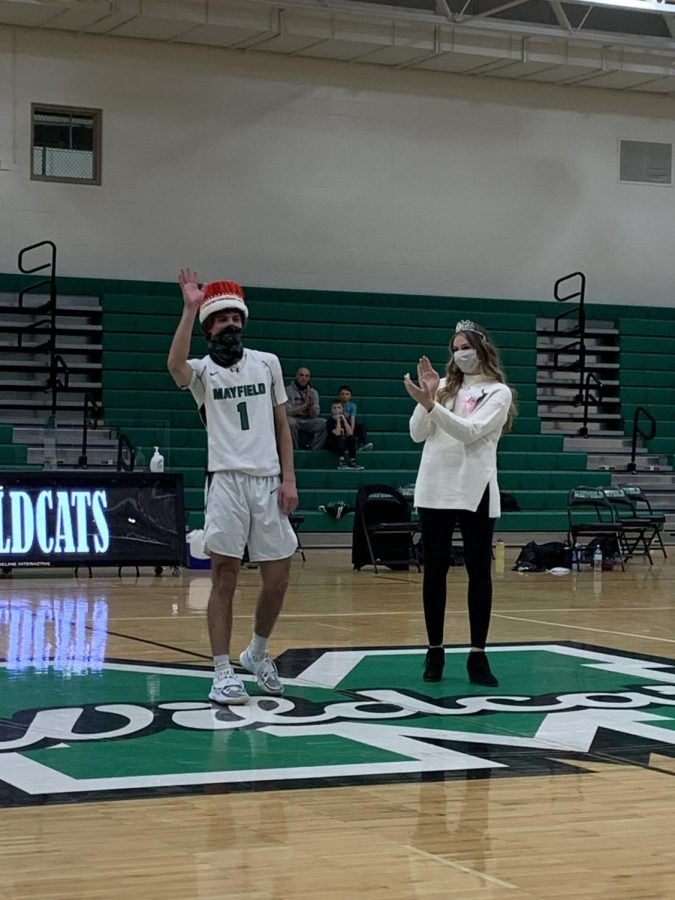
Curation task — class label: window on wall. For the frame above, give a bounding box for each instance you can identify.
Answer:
[31,105,102,185]
[619,140,672,186]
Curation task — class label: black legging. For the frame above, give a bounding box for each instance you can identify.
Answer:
[418,488,495,649]
[325,431,357,458]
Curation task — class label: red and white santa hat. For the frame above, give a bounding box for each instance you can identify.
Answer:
[199,280,248,324]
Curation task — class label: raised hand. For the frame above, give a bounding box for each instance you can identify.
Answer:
[178,268,205,312]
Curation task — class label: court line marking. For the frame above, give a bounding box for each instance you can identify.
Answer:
[105,612,427,622]
[104,606,675,623]
[313,622,353,633]
[402,844,519,889]
[86,625,211,659]
[493,613,675,644]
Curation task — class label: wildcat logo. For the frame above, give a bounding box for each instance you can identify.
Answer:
[1,643,675,806]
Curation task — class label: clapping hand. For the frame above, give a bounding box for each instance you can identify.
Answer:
[403,356,439,410]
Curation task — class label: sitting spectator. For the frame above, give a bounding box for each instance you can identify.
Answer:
[286,367,325,450]
[325,400,363,469]
[338,385,374,451]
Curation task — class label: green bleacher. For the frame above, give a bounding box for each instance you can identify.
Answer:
[619,320,675,466]
[3,271,674,539]
[0,425,29,466]
[99,287,604,536]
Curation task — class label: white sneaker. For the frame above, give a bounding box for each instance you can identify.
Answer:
[239,647,284,695]
[209,667,249,705]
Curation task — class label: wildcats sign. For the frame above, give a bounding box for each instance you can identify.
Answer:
[2,643,675,806]
[0,487,110,556]
[0,472,185,568]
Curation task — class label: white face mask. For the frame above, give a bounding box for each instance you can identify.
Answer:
[453,348,479,374]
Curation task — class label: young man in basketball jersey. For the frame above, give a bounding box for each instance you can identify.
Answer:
[168,268,298,705]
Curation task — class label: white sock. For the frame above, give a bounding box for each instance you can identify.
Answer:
[250,633,268,659]
[214,654,230,677]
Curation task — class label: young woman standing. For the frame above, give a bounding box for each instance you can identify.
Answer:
[404,320,517,687]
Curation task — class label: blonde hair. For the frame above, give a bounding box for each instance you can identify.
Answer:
[437,323,518,432]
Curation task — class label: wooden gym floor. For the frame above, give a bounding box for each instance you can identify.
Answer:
[1,548,674,900]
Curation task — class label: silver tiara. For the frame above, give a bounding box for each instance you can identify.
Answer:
[455,319,482,335]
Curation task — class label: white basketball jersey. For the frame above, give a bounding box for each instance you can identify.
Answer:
[186,349,287,476]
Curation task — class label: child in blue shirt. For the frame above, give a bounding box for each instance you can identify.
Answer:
[338,385,373,451]
[325,399,363,469]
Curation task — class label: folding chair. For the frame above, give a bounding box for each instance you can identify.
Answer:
[289,513,306,562]
[615,484,667,561]
[352,484,420,574]
[567,486,626,571]
[601,486,653,565]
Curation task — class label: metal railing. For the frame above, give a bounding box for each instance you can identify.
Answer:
[627,406,656,473]
[16,317,51,351]
[17,240,69,415]
[577,371,603,438]
[78,392,103,469]
[18,240,57,312]
[46,353,70,394]
[116,433,136,472]
[553,271,586,336]
[553,271,590,436]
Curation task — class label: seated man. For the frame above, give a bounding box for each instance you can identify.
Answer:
[286,367,325,450]
[338,384,374,451]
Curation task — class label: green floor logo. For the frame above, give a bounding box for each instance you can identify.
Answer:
[2,643,675,805]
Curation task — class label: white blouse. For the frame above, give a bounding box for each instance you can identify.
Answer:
[409,373,512,517]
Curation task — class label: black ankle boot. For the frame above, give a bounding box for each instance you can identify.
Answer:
[467,651,498,687]
[423,647,444,682]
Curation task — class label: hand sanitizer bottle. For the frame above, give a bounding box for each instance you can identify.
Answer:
[150,446,164,473]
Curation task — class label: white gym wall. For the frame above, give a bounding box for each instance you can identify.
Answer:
[1,25,674,305]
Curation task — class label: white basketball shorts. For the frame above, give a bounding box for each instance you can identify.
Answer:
[203,472,298,562]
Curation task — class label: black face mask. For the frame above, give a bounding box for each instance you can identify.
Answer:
[208,324,244,368]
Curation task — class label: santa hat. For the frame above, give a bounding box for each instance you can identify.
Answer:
[199,280,248,324]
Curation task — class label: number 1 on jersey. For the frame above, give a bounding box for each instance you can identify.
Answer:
[236,401,250,431]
